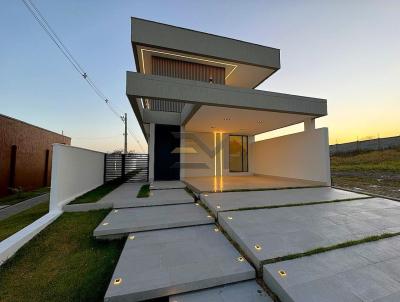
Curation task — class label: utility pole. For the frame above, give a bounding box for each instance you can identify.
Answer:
[123,113,127,154]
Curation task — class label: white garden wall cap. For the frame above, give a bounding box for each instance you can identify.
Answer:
[51,143,105,154]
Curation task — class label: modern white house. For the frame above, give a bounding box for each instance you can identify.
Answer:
[128,17,330,192]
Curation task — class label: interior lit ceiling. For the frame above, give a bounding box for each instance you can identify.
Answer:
[184,105,314,135]
[136,45,276,89]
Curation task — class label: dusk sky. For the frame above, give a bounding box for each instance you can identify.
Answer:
[1,0,399,152]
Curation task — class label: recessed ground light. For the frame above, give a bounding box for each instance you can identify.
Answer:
[204,194,208,197]
[254,244,262,251]
[227,216,233,220]
[102,222,109,226]
[214,228,219,232]
[207,215,212,218]
[216,205,221,209]
[278,270,287,278]
[195,202,199,206]
[129,235,135,240]
[113,278,122,285]
[114,210,118,213]
[237,256,244,262]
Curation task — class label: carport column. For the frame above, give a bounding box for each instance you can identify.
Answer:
[149,123,155,182]
[304,118,315,132]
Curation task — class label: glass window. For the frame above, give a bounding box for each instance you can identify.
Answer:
[229,135,248,172]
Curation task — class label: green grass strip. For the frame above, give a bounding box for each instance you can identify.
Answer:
[217,197,372,213]
[0,187,49,206]
[137,184,150,198]
[262,232,400,265]
[0,202,49,242]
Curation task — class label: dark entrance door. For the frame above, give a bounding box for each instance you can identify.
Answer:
[154,124,180,180]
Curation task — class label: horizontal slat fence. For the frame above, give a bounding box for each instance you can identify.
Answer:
[104,153,148,183]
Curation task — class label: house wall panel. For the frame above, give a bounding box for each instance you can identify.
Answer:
[253,128,331,184]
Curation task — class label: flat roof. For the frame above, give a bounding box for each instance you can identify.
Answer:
[131,17,280,89]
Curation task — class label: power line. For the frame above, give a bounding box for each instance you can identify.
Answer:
[21,0,145,152]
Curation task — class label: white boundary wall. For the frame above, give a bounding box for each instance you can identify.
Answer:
[253,128,331,185]
[0,144,105,265]
[49,144,105,211]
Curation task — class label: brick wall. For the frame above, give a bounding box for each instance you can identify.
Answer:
[0,114,71,197]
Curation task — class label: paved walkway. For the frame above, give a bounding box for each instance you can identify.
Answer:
[0,193,49,221]
[219,198,400,269]
[94,182,400,301]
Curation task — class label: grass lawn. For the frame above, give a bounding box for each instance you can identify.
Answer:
[0,210,124,302]
[0,187,49,207]
[331,148,400,199]
[331,148,400,172]
[0,202,49,242]
[137,184,150,198]
[70,180,122,204]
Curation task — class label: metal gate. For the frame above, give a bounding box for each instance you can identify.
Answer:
[104,153,148,183]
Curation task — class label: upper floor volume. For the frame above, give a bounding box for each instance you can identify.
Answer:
[130,17,281,89]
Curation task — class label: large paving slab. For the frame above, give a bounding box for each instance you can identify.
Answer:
[169,280,273,302]
[263,236,400,302]
[201,187,369,216]
[114,189,194,208]
[104,225,255,301]
[94,204,214,238]
[219,198,400,269]
[150,180,186,190]
[98,183,142,205]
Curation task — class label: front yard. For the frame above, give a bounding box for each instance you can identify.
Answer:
[0,210,124,302]
[0,187,49,207]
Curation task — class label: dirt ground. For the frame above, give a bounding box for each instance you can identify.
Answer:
[332,171,400,200]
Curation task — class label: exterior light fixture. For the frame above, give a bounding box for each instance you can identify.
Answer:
[102,222,109,226]
[216,205,221,209]
[237,256,244,262]
[195,203,199,206]
[113,278,122,285]
[254,244,262,251]
[204,194,208,197]
[227,216,233,220]
[278,270,287,278]
[207,215,212,218]
[129,235,135,240]
[214,228,219,232]
[114,210,118,213]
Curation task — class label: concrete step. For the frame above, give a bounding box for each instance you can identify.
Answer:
[104,225,255,301]
[263,236,400,302]
[114,189,194,209]
[200,187,369,216]
[169,280,273,302]
[150,180,186,190]
[94,204,214,238]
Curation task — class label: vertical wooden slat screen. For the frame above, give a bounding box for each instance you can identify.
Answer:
[151,56,225,84]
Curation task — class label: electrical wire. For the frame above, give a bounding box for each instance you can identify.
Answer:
[21,0,145,152]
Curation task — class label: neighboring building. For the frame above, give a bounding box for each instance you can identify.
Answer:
[0,114,71,197]
[127,18,330,191]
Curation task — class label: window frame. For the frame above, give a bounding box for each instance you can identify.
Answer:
[228,135,249,173]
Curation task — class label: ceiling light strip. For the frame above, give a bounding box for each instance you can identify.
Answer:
[140,48,238,79]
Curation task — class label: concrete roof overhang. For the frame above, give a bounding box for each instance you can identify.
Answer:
[131,17,281,89]
[127,72,327,138]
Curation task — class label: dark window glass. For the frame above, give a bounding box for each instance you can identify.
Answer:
[229,135,248,172]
